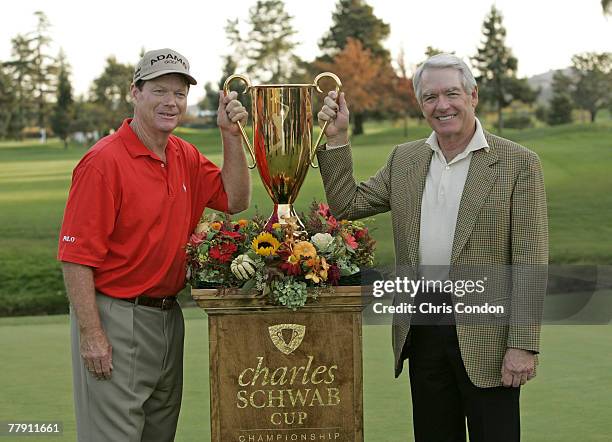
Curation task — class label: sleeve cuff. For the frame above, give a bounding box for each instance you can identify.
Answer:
[325,142,350,150]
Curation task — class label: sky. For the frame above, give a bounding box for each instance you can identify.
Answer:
[2,0,611,105]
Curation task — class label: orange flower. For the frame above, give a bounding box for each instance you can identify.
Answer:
[237,219,249,227]
[305,256,329,283]
[292,241,317,260]
[210,222,222,230]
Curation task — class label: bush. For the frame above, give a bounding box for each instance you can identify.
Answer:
[0,291,69,317]
[535,105,549,123]
[503,114,533,129]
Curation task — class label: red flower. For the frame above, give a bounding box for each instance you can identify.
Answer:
[221,230,243,240]
[317,202,331,218]
[343,232,358,250]
[354,228,368,240]
[328,264,340,285]
[280,261,302,276]
[209,242,238,263]
[326,215,338,232]
[190,232,206,247]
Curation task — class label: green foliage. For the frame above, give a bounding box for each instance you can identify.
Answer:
[315,1,395,135]
[270,278,309,310]
[318,0,390,61]
[199,55,250,120]
[246,0,300,83]
[502,114,533,129]
[4,34,37,139]
[571,52,612,122]
[199,82,220,116]
[424,46,451,58]
[472,6,534,132]
[90,56,134,133]
[547,71,574,125]
[29,11,58,129]
[69,99,107,140]
[3,11,59,138]
[534,105,549,123]
[0,64,16,138]
[49,51,73,148]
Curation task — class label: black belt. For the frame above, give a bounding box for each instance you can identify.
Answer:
[122,295,177,310]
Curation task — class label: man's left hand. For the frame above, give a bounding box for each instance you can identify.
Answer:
[218,91,248,136]
[501,348,535,388]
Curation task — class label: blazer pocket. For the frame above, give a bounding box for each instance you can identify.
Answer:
[488,297,510,318]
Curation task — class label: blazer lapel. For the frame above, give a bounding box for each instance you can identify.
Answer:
[450,146,498,264]
[404,145,432,266]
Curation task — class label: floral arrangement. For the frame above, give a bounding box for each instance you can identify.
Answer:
[186,201,375,309]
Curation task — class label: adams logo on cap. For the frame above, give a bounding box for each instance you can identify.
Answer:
[150,53,188,70]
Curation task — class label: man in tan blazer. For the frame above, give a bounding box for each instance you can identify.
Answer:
[316,53,548,441]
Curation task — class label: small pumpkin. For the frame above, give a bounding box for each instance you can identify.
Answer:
[230,254,257,280]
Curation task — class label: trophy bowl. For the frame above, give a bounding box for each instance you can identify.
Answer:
[224,73,342,230]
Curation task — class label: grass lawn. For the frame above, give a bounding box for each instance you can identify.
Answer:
[0,120,611,437]
[0,310,610,441]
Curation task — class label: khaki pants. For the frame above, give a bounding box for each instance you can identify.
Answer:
[70,293,184,442]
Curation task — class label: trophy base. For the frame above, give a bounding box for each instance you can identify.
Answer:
[267,203,306,231]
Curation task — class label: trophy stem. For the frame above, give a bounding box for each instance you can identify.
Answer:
[267,204,306,231]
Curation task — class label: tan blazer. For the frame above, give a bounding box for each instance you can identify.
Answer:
[317,132,548,388]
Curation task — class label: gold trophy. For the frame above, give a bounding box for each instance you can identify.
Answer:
[223,73,342,229]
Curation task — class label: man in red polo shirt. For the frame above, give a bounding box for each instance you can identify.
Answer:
[58,48,250,441]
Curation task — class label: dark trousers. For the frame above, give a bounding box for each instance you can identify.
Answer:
[406,325,520,442]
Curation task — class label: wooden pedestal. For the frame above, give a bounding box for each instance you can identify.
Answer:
[192,287,364,442]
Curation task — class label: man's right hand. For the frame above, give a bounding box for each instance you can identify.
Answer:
[318,91,350,147]
[80,328,113,380]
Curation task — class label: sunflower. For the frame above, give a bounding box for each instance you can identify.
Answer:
[292,241,317,260]
[252,232,281,256]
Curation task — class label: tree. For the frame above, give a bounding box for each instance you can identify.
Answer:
[90,56,134,133]
[199,55,251,125]
[472,6,534,133]
[50,51,73,148]
[199,82,220,115]
[4,34,36,139]
[29,11,58,131]
[0,64,17,138]
[424,46,453,58]
[319,0,390,61]
[70,98,107,141]
[316,38,383,135]
[571,52,611,122]
[546,71,574,126]
[245,0,300,82]
[315,1,392,135]
[394,47,421,136]
[3,12,58,140]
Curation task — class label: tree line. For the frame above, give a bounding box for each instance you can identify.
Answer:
[1,2,611,145]
[0,11,135,146]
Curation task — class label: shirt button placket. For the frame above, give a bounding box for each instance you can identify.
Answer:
[440,163,449,200]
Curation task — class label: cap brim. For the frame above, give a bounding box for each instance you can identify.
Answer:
[139,69,197,85]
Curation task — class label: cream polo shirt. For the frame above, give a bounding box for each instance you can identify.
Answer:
[419,118,490,281]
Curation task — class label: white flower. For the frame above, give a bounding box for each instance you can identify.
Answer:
[311,233,334,252]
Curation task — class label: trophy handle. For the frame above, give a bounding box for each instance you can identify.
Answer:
[310,72,343,168]
[223,74,257,170]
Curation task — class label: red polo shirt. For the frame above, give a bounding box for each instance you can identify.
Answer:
[58,119,228,298]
